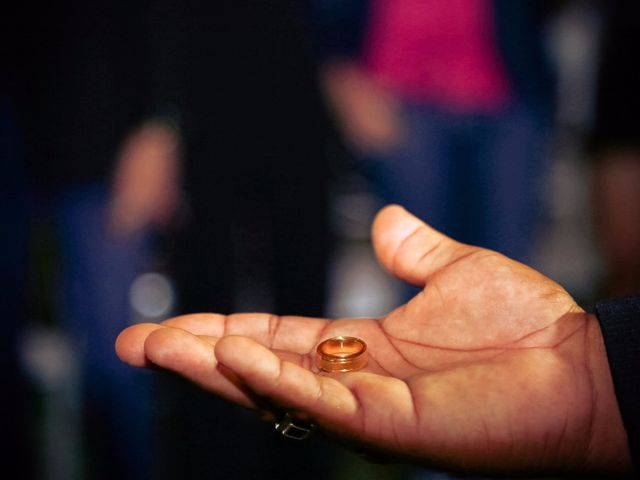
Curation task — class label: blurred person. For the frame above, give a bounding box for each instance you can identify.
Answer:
[589,0,640,297]
[115,205,639,479]
[3,2,180,478]
[312,0,557,280]
[143,1,336,478]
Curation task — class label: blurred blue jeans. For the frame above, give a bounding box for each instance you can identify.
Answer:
[56,183,154,478]
[1,176,154,478]
[364,101,548,263]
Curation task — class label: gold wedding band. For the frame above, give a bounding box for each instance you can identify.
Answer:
[316,336,368,372]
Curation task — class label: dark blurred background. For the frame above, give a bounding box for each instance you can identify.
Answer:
[1,1,638,479]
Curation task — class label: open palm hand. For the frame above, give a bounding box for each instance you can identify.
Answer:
[116,205,629,476]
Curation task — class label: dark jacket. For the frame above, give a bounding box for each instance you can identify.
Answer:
[596,296,640,478]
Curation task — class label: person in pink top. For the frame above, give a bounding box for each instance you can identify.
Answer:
[363,0,512,111]
[314,0,556,296]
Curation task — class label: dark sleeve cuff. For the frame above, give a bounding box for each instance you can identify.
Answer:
[595,296,640,477]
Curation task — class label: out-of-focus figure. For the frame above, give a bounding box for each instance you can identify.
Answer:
[312,0,557,270]
[590,0,640,297]
[2,2,180,478]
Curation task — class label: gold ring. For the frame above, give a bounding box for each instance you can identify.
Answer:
[316,336,368,372]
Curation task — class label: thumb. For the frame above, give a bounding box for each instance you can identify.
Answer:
[372,205,475,287]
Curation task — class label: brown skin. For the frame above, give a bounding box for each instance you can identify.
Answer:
[116,205,631,477]
[320,60,406,155]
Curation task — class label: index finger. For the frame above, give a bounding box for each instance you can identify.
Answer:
[162,313,330,354]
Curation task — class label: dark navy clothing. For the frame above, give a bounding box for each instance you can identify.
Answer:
[596,296,640,478]
[362,100,547,264]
